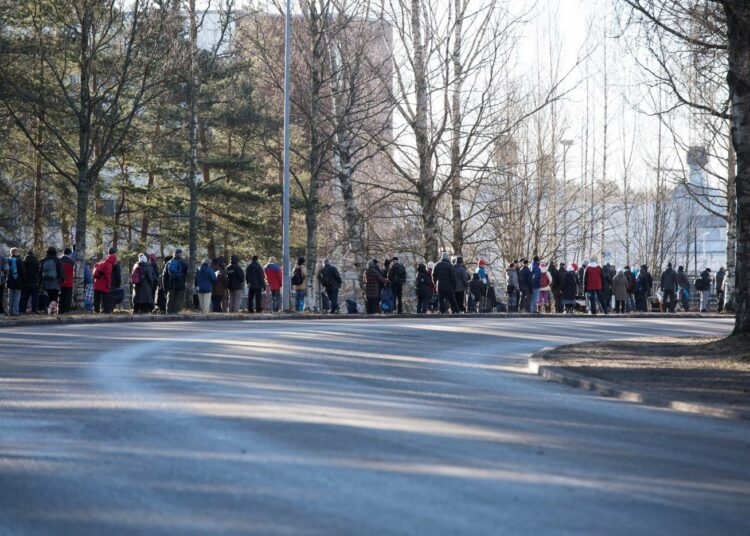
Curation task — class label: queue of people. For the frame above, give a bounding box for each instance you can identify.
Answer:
[0,244,730,316]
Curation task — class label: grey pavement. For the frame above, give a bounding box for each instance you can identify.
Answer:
[0,317,747,535]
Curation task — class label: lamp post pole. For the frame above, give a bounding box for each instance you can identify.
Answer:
[282,0,292,311]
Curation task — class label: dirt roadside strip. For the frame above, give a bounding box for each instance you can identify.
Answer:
[0,311,728,328]
[529,337,750,421]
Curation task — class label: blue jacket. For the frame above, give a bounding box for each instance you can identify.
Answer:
[195,263,217,293]
[531,262,542,289]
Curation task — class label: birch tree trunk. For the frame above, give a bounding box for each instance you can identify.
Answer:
[449,0,464,255]
[725,137,737,311]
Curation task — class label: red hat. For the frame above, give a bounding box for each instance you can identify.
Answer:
[478,259,486,267]
[572,263,578,271]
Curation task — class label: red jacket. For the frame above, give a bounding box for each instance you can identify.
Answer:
[61,255,76,288]
[584,265,603,291]
[93,255,116,292]
[264,263,283,291]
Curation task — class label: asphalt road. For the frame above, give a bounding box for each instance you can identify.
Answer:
[0,317,747,535]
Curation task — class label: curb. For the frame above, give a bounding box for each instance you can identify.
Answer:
[0,311,729,329]
[528,348,750,421]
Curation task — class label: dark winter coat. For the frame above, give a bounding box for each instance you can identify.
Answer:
[531,262,542,289]
[716,269,726,290]
[165,256,188,292]
[415,264,433,299]
[584,264,603,292]
[602,264,613,293]
[132,262,157,305]
[469,274,485,300]
[226,261,244,291]
[245,260,266,290]
[550,265,563,291]
[453,262,469,292]
[625,270,637,294]
[432,259,457,293]
[562,271,578,301]
[519,266,532,291]
[699,270,711,291]
[387,262,407,288]
[318,264,342,291]
[660,267,678,291]
[637,270,653,295]
[213,268,227,297]
[364,262,385,299]
[23,254,40,289]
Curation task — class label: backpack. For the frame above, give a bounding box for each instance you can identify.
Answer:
[390,265,405,286]
[694,277,708,291]
[42,259,57,281]
[291,267,304,286]
[112,263,122,288]
[168,259,184,280]
[94,264,106,280]
[319,267,333,288]
[131,266,142,285]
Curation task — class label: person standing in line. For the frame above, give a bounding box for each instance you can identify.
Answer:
[697,267,712,313]
[93,252,115,314]
[561,264,579,314]
[530,256,542,313]
[676,265,691,311]
[364,259,385,314]
[538,263,552,313]
[211,259,227,313]
[577,260,589,299]
[601,262,614,313]
[39,247,64,311]
[82,260,94,312]
[426,261,437,312]
[291,257,307,312]
[194,259,217,314]
[613,269,628,314]
[131,253,156,314]
[505,261,519,313]
[158,255,172,314]
[225,255,244,313]
[584,258,604,315]
[659,262,678,313]
[715,266,726,313]
[164,249,188,314]
[415,263,433,314]
[432,252,459,314]
[636,264,653,312]
[59,248,76,314]
[452,257,469,313]
[0,251,7,316]
[551,262,565,314]
[623,265,637,312]
[386,256,407,314]
[20,250,40,314]
[6,248,24,316]
[518,259,532,313]
[245,255,266,313]
[264,257,283,312]
[318,259,342,314]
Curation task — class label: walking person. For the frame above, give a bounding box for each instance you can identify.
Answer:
[387,257,407,314]
[164,249,188,314]
[452,257,469,313]
[245,256,266,313]
[20,250,40,314]
[432,252,459,314]
[415,263,433,314]
[59,248,76,314]
[195,259,217,314]
[264,257,283,312]
[613,269,628,314]
[291,258,307,312]
[697,267,712,312]
[364,259,385,314]
[318,259,342,314]
[226,255,244,313]
[660,262,678,313]
[584,258,604,315]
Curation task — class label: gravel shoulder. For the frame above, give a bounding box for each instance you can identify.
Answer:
[540,335,750,415]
